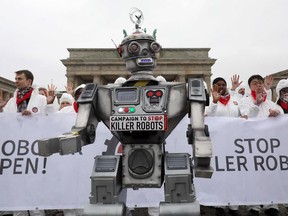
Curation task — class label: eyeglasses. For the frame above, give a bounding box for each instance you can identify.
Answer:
[250,80,264,86]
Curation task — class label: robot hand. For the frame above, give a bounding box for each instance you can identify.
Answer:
[38,132,82,156]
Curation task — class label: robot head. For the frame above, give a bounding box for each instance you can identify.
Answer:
[118,8,161,73]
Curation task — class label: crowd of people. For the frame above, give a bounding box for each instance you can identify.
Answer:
[204,74,287,216]
[0,69,287,216]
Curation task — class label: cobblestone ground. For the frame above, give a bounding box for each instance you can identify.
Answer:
[130,205,288,216]
[46,205,288,216]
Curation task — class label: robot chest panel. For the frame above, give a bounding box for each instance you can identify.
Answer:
[110,86,169,132]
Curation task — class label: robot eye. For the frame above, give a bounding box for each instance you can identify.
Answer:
[128,42,140,54]
[150,42,161,53]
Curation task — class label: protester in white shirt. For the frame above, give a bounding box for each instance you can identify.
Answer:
[0,70,47,116]
[0,70,45,216]
[205,76,241,118]
[239,74,282,216]
[57,93,75,112]
[205,76,241,216]
[239,75,283,119]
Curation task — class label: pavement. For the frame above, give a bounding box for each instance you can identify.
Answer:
[46,205,288,216]
[130,205,288,216]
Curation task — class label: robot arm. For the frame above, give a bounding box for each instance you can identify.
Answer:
[187,78,213,178]
[38,83,100,156]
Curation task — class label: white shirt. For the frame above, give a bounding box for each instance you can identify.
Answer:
[238,96,284,118]
[205,95,240,117]
[3,88,47,114]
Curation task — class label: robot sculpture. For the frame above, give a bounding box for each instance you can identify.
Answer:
[39,8,213,216]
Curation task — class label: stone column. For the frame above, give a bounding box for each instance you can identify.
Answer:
[93,76,104,85]
[66,75,75,86]
[203,76,211,94]
[177,75,186,82]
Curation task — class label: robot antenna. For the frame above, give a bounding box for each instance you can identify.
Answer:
[129,7,144,29]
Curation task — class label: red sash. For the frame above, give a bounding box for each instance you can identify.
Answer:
[73,101,79,113]
[251,91,267,102]
[218,94,230,105]
[16,88,33,106]
[280,100,288,112]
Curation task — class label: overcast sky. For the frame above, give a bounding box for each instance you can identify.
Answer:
[1,0,287,91]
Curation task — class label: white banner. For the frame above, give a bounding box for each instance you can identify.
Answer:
[0,113,288,210]
[195,116,288,206]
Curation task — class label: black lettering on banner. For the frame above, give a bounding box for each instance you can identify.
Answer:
[254,156,265,171]
[244,138,255,153]
[266,155,277,171]
[215,156,225,171]
[0,159,12,174]
[270,138,280,153]
[2,140,16,156]
[31,140,39,155]
[237,156,248,171]
[18,140,29,155]
[226,156,235,171]
[280,156,288,170]
[234,138,244,154]
[26,158,38,174]
[256,138,269,153]
[0,139,48,175]
[14,158,23,174]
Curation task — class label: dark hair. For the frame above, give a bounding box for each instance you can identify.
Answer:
[15,70,34,84]
[248,75,264,86]
[212,77,226,85]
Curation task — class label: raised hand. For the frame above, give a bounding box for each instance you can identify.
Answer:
[65,82,74,95]
[230,74,242,91]
[264,75,273,90]
[211,84,221,103]
[47,84,57,104]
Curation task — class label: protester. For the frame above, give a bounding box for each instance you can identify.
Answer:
[239,74,283,216]
[57,93,75,113]
[239,74,283,119]
[0,70,46,216]
[275,78,288,114]
[64,83,86,113]
[0,70,47,116]
[205,76,241,216]
[205,76,241,118]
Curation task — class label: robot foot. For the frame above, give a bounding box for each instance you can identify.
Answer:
[83,203,130,216]
[159,202,200,216]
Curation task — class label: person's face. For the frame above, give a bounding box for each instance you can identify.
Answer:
[15,73,32,90]
[60,101,71,110]
[215,80,227,95]
[280,87,288,102]
[74,88,84,100]
[249,79,264,93]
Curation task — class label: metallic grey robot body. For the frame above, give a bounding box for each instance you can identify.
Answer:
[38,9,213,216]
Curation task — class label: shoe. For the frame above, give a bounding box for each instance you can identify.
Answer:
[248,209,260,216]
[264,208,279,216]
[228,209,240,216]
[215,207,226,216]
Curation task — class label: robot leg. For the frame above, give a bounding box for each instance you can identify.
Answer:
[159,153,200,216]
[83,155,129,216]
